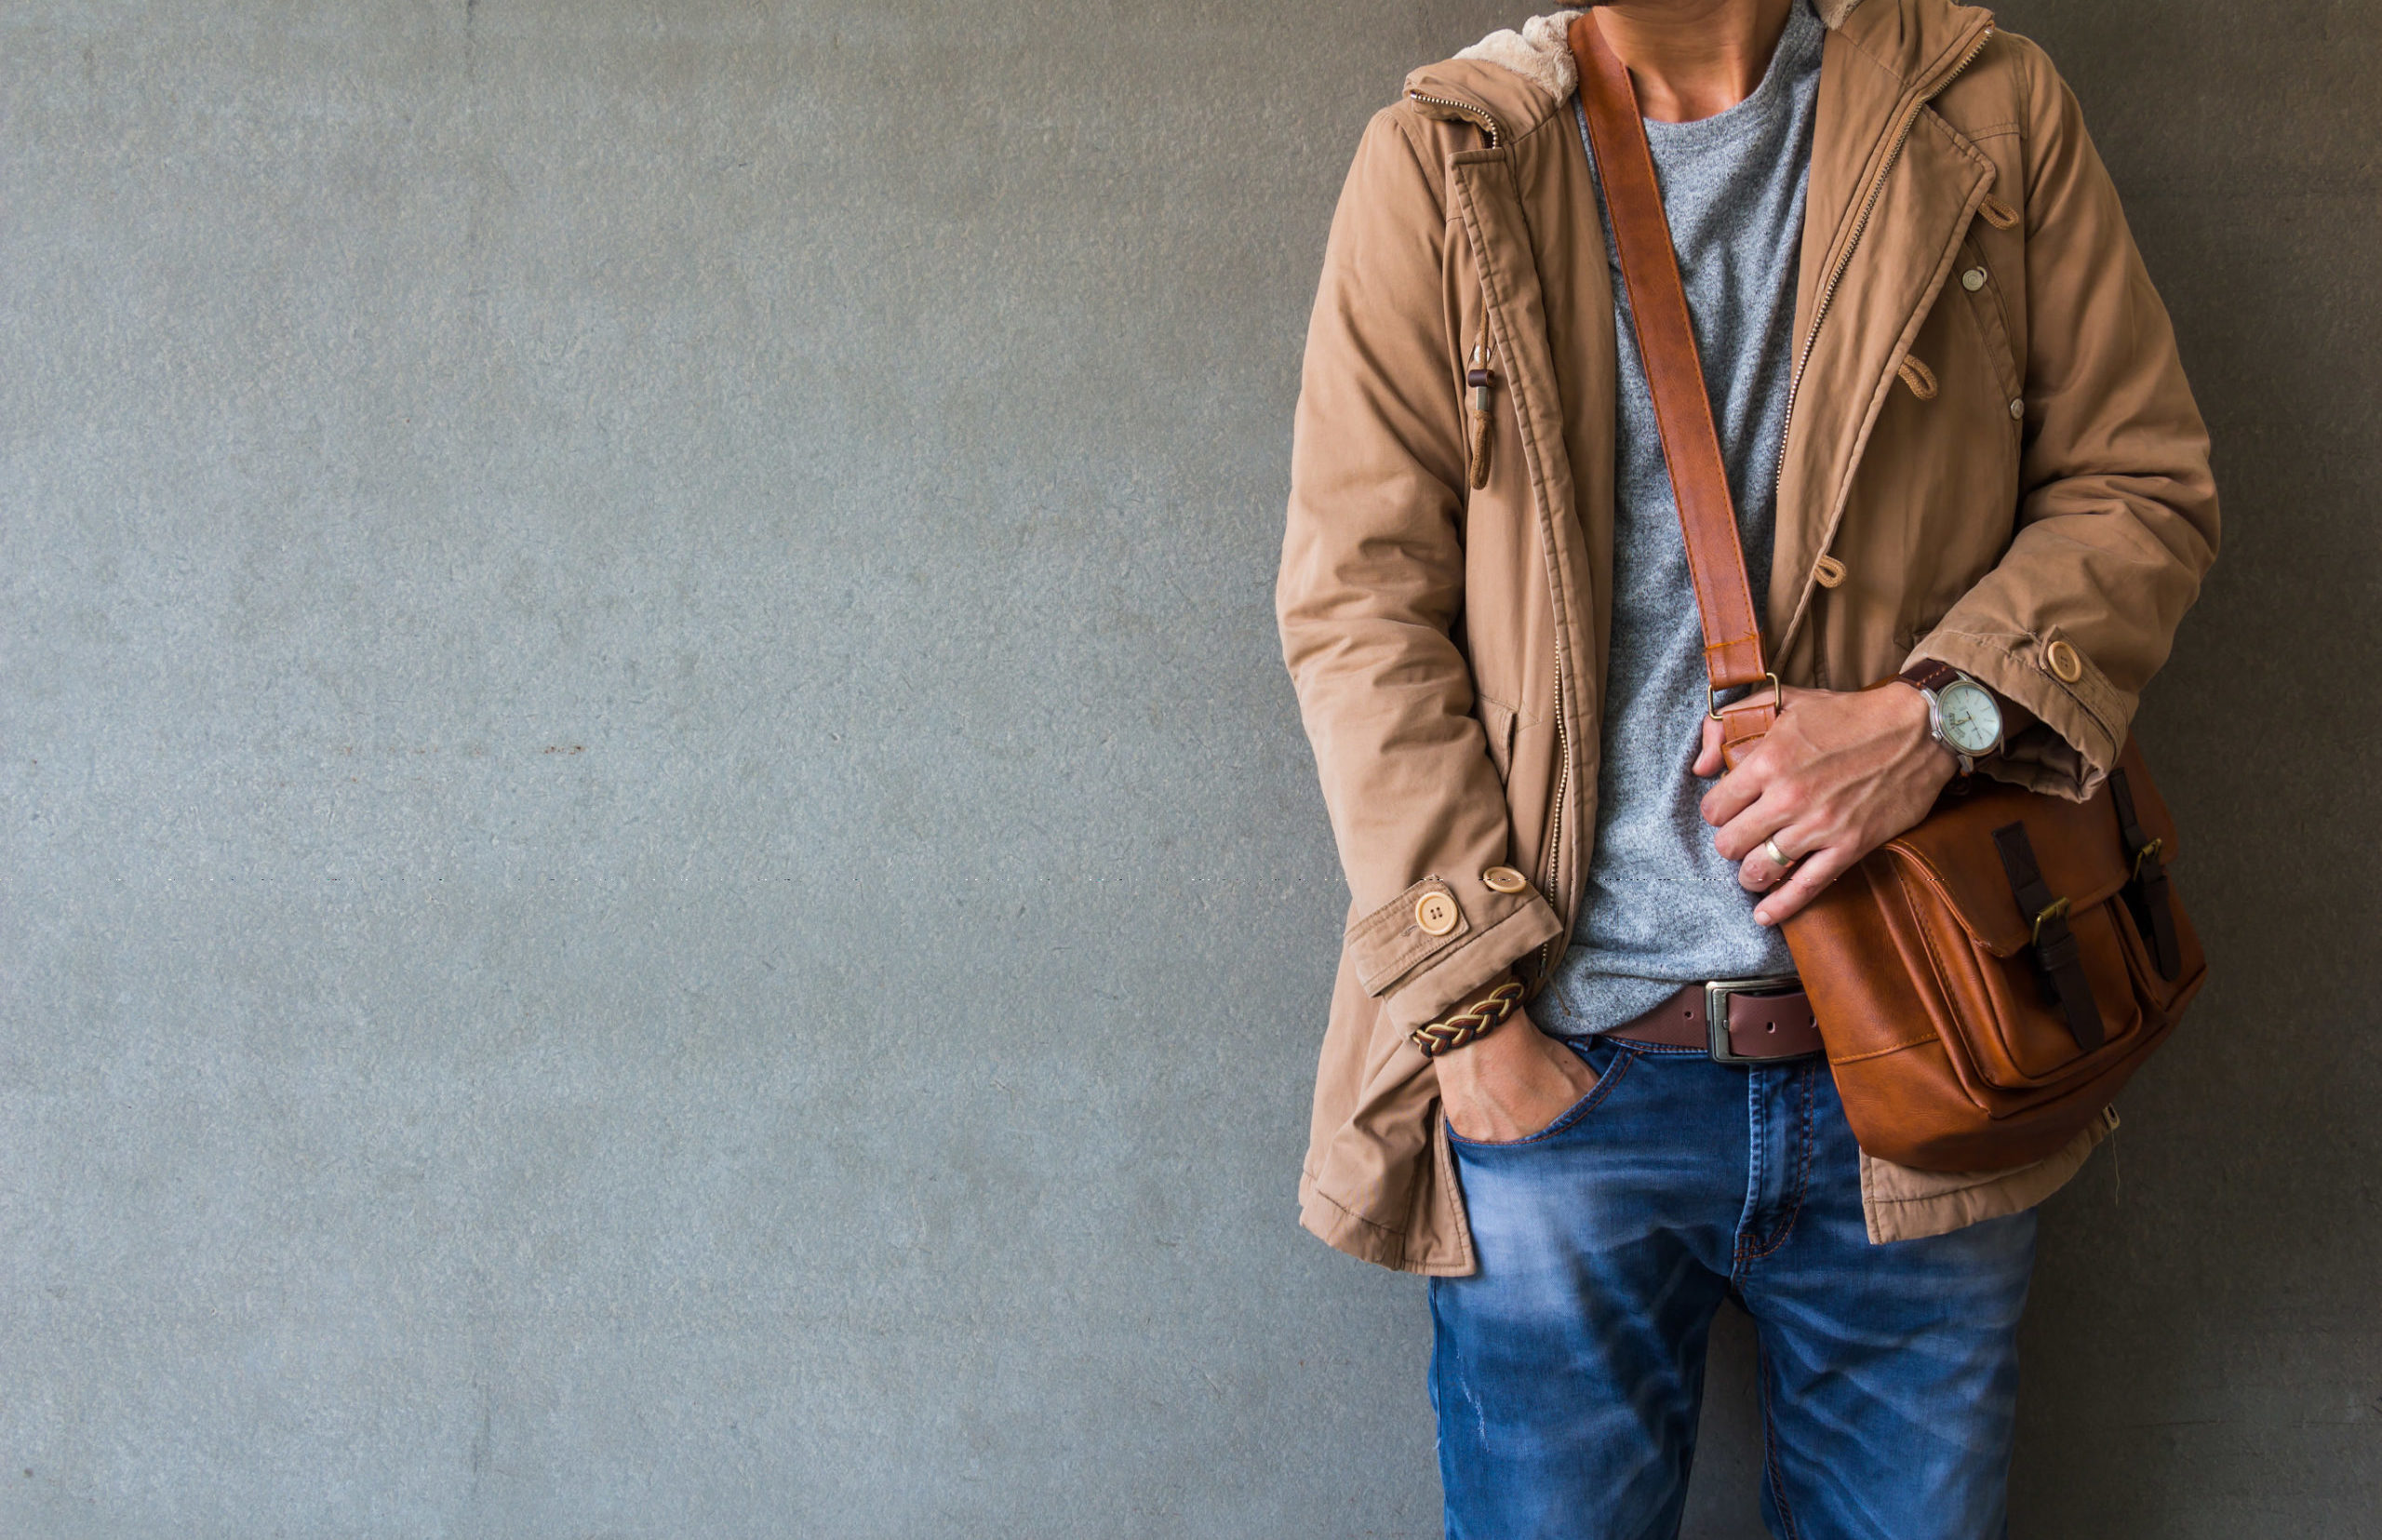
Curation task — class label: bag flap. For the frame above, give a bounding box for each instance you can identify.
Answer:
[1877,738,2182,959]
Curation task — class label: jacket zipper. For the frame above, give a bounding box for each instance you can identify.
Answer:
[1400,93,1572,939]
[1537,639,1573,974]
[1404,91,1504,149]
[1770,25,1995,515]
[1409,86,1578,978]
[1409,88,1571,952]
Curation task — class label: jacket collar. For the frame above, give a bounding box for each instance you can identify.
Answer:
[1401,1,1990,141]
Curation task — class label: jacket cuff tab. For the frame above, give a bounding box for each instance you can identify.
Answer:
[1353,888,1565,1033]
[1348,877,1473,997]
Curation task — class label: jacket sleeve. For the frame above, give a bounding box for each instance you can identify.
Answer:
[1906,42,2219,798]
[1278,108,1562,1035]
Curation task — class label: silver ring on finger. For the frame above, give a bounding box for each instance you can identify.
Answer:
[1762,837,1796,869]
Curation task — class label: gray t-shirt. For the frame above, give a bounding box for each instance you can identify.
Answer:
[1541,0,1823,1037]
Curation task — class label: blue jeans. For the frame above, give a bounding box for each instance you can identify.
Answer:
[1432,1036,2037,1540]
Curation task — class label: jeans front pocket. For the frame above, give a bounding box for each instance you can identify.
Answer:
[1445,1035,1637,1152]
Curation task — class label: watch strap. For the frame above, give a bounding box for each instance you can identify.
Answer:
[1898,659,1963,696]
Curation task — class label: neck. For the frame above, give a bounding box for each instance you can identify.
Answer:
[1591,0,1798,123]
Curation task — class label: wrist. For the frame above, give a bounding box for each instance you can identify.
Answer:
[1891,679,1960,771]
[1432,997,1538,1085]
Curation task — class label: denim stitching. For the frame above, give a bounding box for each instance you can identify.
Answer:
[1442,1040,1638,1150]
[1732,1065,1766,1276]
[1757,1340,1807,1540]
[1739,1063,1817,1265]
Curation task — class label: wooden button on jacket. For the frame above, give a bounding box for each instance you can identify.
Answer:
[1277,0,2218,1275]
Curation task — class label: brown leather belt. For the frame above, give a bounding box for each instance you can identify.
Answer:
[1607,977,1824,1065]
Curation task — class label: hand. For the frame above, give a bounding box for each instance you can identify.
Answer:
[1436,1005,1600,1143]
[1693,682,1957,927]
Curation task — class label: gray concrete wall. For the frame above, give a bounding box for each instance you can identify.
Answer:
[0,2,2370,1534]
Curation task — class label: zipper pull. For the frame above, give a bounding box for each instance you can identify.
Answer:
[1466,343,1496,489]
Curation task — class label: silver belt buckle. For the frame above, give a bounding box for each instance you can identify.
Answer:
[1705,973,1809,1066]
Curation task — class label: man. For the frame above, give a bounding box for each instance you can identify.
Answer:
[1277,0,2217,1534]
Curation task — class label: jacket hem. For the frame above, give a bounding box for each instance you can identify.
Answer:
[1298,1168,1471,1277]
[1857,1105,2120,1243]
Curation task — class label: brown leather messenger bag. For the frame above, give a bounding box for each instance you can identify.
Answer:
[1569,12,2206,1172]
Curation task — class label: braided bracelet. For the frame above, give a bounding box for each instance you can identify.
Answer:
[1409,981,1526,1059]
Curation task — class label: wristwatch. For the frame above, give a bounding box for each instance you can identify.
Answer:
[1898,661,2005,775]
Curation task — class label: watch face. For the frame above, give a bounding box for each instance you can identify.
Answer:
[1936,679,2003,755]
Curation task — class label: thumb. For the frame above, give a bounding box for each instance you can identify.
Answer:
[1693,713,1724,778]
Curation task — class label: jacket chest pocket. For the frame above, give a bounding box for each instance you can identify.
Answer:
[1853,244,2027,655]
[1948,234,2023,418]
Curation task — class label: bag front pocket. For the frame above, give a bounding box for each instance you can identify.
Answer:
[1908,882,2148,1091]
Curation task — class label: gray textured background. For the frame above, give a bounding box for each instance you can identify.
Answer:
[1,2,2372,1535]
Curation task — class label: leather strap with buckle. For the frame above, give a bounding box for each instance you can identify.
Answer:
[2108,767,2182,981]
[1607,977,1823,1065]
[1991,822,2106,1051]
[1571,10,1779,772]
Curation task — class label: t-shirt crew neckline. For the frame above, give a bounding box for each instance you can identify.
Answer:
[1639,1,1824,152]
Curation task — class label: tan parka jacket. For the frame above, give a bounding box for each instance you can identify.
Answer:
[1278,0,2218,1275]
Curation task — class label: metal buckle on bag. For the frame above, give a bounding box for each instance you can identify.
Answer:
[1705,973,1812,1066]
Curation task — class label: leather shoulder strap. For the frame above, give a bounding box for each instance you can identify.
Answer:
[1569,12,1776,752]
